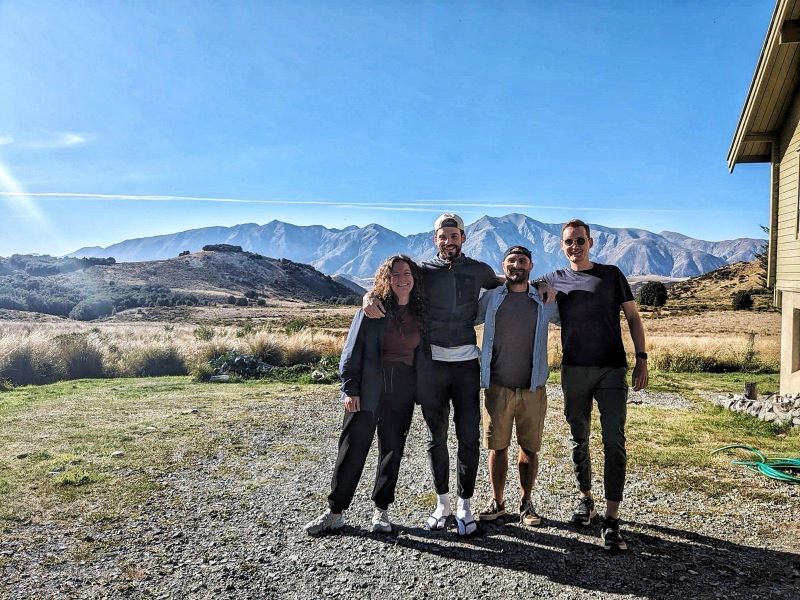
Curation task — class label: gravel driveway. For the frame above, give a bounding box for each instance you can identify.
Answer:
[2,385,798,599]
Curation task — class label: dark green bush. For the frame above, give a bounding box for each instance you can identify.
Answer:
[636,281,668,307]
[732,290,754,310]
[69,297,114,321]
[284,317,310,334]
[0,295,27,311]
[193,325,215,341]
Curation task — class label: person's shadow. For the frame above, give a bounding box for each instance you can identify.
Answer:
[339,516,799,599]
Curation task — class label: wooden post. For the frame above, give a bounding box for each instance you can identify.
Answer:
[744,382,758,400]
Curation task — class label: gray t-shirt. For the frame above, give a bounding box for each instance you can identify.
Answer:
[490,290,539,389]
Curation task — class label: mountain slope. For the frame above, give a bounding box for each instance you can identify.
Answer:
[71,214,764,279]
[0,248,358,319]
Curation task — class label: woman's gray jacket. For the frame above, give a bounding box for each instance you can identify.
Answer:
[338,309,433,413]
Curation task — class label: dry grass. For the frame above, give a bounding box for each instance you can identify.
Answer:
[0,309,781,386]
[537,309,781,372]
[0,321,347,385]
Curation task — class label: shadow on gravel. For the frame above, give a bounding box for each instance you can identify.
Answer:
[340,518,799,599]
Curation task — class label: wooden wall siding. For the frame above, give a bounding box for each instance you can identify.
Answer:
[776,75,800,289]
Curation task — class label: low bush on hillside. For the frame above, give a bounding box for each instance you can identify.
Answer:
[69,297,114,321]
[732,290,754,310]
[1,254,115,276]
[637,281,668,307]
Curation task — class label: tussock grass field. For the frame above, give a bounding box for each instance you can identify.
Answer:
[0,308,781,386]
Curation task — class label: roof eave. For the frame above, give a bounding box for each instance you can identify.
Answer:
[728,0,790,172]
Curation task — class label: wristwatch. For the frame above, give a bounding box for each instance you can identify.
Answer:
[635,352,648,360]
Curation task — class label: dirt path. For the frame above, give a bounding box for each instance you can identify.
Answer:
[2,385,798,599]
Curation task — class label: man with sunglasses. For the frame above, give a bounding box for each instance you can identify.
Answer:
[544,219,648,553]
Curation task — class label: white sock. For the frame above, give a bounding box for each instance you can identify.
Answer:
[456,497,472,521]
[432,493,451,518]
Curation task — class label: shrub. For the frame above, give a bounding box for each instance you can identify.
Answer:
[236,322,255,337]
[193,325,215,341]
[256,299,267,307]
[195,339,234,364]
[247,332,285,365]
[191,362,214,382]
[0,342,66,385]
[284,317,310,334]
[733,291,754,310]
[69,297,114,321]
[244,290,258,299]
[227,295,236,305]
[56,333,105,379]
[636,281,668,307]
[235,297,248,307]
[120,346,187,377]
[0,295,27,311]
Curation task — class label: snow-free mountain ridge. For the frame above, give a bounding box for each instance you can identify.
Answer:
[71,214,763,279]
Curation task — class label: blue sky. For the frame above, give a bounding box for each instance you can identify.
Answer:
[0,1,773,256]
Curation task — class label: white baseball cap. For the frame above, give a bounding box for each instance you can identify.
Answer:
[434,213,465,232]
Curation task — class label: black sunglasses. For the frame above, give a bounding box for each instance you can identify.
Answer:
[562,237,587,246]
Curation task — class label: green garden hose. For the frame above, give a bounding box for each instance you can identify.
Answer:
[712,444,800,484]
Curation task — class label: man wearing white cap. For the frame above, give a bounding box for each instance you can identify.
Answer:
[364,213,501,535]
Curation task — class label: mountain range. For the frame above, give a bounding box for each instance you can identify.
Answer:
[72,214,764,280]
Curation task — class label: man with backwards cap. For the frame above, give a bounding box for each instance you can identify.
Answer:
[363,213,501,535]
[474,245,559,527]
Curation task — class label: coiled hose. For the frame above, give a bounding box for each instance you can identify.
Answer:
[712,444,800,484]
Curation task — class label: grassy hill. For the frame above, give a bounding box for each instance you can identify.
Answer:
[0,247,358,321]
[666,259,771,311]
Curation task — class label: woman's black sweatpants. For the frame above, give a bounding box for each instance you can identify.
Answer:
[327,362,416,513]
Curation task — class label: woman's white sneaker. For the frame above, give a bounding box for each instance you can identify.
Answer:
[371,508,392,533]
[305,510,344,535]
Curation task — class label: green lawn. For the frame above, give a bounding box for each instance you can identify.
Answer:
[0,374,796,528]
[0,377,326,524]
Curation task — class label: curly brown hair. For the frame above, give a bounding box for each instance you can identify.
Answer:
[373,255,427,337]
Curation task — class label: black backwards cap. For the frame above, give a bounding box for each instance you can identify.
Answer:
[504,245,532,260]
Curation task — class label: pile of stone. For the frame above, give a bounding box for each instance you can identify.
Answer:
[712,393,800,427]
[206,350,336,383]
[210,352,274,380]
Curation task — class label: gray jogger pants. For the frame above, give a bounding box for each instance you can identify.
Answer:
[561,366,628,503]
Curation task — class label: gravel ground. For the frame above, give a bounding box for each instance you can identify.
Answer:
[2,385,798,599]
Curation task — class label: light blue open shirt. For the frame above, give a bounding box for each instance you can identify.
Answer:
[475,283,560,391]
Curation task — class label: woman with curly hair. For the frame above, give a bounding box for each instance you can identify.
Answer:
[305,255,431,534]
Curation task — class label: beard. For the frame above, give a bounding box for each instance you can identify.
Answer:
[506,269,528,283]
[439,244,461,260]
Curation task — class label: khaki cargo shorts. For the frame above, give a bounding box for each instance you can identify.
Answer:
[482,384,547,451]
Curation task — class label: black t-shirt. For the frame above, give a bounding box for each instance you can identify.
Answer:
[545,263,634,368]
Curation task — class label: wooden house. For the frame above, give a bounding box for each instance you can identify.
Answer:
[729,0,800,394]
